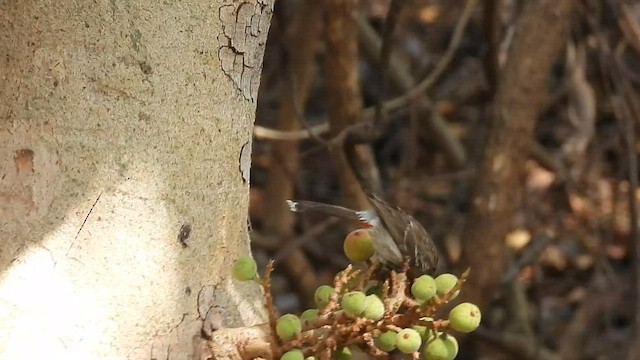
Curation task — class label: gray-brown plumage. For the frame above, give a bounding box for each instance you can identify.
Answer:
[366,193,439,275]
[287,193,439,276]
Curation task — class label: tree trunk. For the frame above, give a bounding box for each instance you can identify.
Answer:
[461,0,575,309]
[324,0,380,210]
[0,1,273,358]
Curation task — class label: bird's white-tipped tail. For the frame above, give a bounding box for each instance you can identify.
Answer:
[284,199,362,221]
[286,200,299,212]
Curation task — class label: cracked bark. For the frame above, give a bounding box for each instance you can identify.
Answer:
[0,0,273,359]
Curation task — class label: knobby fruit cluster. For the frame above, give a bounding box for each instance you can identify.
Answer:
[232,228,481,360]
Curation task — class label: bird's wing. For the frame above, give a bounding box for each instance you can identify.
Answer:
[366,193,439,274]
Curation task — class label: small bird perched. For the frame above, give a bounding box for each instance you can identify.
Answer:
[287,193,439,276]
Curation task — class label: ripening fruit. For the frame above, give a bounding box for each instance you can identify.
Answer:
[337,346,366,359]
[423,334,458,360]
[276,314,301,341]
[314,285,334,308]
[343,229,375,262]
[280,349,304,360]
[423,338,449,360]
[362,294,385,321]
[341,291,367,317]
[443,335,459,359]
[396,328,422,354]
[411,275,437,302]
[375,331,397,352]
[232,256,257,281]
[300,309,319,326]
[435,273,459,298]
[449,302,481,333]
[335,346,352,360]
[413,325,428,340]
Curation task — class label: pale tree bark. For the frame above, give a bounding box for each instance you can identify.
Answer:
[0,1,273,359]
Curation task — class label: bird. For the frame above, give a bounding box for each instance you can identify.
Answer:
[287,193,439,276]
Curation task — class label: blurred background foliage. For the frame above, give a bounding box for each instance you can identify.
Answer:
[248,0,640,358]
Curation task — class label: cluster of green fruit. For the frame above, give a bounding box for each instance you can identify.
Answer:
[231,228,482,360]
[275,277,479,359]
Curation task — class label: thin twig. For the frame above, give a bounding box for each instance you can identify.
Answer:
[254,122,330,141]
[393,0,478,108]
[273,218,340,262]
[290,75,329,146]
[263,261,280,357]
[255,0,477,150]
